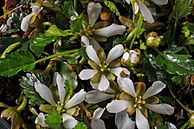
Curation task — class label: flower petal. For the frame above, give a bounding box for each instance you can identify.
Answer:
[93,107,106,119]
[85,90,114,104]
[138,2,154,23]
[35,113,47,127]
[125,0,130,5]
[86,45,101,64]
[20,13,34,31]
[145,104,174,115]
[79,69,98,80]
[90,38,101,50]
[106,44,124,64]
[56,72,66,104]
[94,23,126,37]
[65,89,86,109]
[34,82,56,106]
[81,36,90,46]
[98,75,110,91]
[106,100,129,113]
[110,67,130,77]
[87,2,102,27]
[117,78,136,97]
[151,0,168,5]
[115,111,135,129]
[134,2,139,14]
[91,119,106,129]
[62,113,77,129]
[136,109,150,129]
[143,81,166,99]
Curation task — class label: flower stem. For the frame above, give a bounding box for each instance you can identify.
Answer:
[35,49,79,64]
[180,119,190,129]
[17,96,27,112]
[74,0,77,11]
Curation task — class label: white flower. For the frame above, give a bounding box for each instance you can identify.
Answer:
[79,44,128,91]
[34,72,86,129]
[35,113,48,127]
[20,5,43,31]
[91,108,106,129]
[81,2,126,49]
[106,79,174,129]
[122,50,139,64]
[125,0,168,23]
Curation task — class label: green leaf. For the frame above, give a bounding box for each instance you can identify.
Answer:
[74,122,88,129]
[70,18,83,33]
[19,74,45,105]
[30,33,57,53]
[175,0,192,20]
[171,75,186,85]
[45,25,70,37]
[136,15,144,38]
[104,0,120,16]
[62,1,78,19]
[45,110,62,129]
[0,51,35,77]
[155,122,177,129]
[156,53,194,75]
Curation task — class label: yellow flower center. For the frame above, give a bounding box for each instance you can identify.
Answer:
[99,62,110,73]
[133,96,145,109]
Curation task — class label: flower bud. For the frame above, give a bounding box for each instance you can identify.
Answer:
[190,114,194,127]
[146,32,161,48]
[121,49,140,67]
[100,11,111,21]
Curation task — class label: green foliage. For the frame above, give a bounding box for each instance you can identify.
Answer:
[19,74,45,105]
[45,25,70,37]
[74,122,88,129]
[62,1,78,19]
[155,122,177,129]
[156,53,194,75]
[30,33,57,53]
[0,51,35,77]
[45,110,62,129]
[175,0,192,20]
[104,0,120,16]
[70,18,83,33]
[171,75,186,85]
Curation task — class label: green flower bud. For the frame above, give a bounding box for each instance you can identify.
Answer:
[146,32,161,48]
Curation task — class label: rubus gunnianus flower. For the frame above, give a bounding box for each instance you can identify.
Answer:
[79,44,129,91]
[34,72,86,129]
[106,78,174,129]
[81,2,126,49]
[125,0,168,23]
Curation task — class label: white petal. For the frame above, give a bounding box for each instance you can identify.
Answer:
[81,36,90,46]
[87,2,102,27]
[117,78,136,97]
[110,67,130,77]
[136,109,150,129]
[93,108,106,119]
[106,44,124,64]
[56,72,66,104]
[79,69,98,80]
[65,89,86,109]
[143,81,166,99]
[106,100,129,113]
[31,5,42,13]
[34,82,56,106]
[145,104,174,115]
[134,2,139,14]
[98,75,110,91]
[123,52,129,62]
[90,38,101,50]
[86,45,101,64]
[35,113,47,127]
[86,90,114,104]
[62,113,78,129]
[91,119,106,129]
[115,111,135,129]
[125,0,130,5]
[129,50,139,63]
[20,13,34,31]
[151,0,168,5]
[94,23,126,37]
[6,17,13,26]
[138,2,154,23]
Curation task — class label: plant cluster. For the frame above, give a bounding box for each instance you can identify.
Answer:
[0,0,194,129]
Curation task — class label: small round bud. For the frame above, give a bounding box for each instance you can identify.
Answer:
[190,114,194,127]
[100,11,111,21]
[146,32,161,48]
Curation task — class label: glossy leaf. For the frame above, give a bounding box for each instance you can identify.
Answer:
[0,51,35,77]
[45,25,70,37]
[156,53,194,75]
[70,18,83,33]
[19,74,45,105]
[30,33,57,53]
[45,110,62,129]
